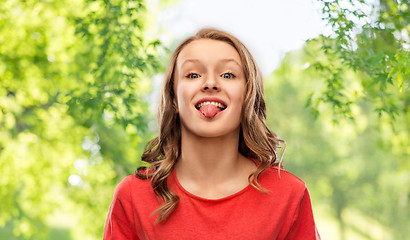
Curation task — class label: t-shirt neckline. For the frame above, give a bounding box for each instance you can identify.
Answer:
[171,167,255,202]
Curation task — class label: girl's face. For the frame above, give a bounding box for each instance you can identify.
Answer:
[174,39,246,138]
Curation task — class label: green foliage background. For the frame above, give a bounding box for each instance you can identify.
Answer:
[0,0,408,239]
[0,0,160,239]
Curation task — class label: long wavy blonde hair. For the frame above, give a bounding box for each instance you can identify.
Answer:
[135,28,284,223]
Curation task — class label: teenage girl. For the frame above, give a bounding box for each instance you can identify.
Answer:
[104,28,321,240]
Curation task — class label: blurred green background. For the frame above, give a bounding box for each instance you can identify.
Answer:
[0,0,408,239]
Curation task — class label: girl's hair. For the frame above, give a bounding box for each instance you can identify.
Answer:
[135,28,284,223]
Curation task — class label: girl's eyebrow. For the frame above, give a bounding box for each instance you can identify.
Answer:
[219,58,242,68]
[180,59,202,68]
[180,58,241,68]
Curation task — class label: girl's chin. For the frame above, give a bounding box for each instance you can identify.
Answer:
[182,125,241,139]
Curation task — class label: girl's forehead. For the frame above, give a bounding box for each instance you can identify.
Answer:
[176,39,242,67]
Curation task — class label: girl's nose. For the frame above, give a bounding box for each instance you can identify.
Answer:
[202,75,220,92]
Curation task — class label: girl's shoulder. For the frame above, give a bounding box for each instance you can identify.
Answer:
[249,159,306,191]
[112,174,154,199]
[259,167,308,195]
[268,167,306,182]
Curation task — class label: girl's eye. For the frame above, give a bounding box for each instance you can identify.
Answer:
[221,73,235,79]
[186,73,200,79]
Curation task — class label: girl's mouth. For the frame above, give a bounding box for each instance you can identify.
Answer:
[195,100,227,118]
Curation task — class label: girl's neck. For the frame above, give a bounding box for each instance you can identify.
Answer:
[175,127,256,199]
[178,127,241,175]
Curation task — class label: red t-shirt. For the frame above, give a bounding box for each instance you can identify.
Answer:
[104,167,320,240]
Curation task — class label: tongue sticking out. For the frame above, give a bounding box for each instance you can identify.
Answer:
[200,104,221,118]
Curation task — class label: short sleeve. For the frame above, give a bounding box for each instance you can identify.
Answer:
[285,187,321,240]
[104,176,139,240]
